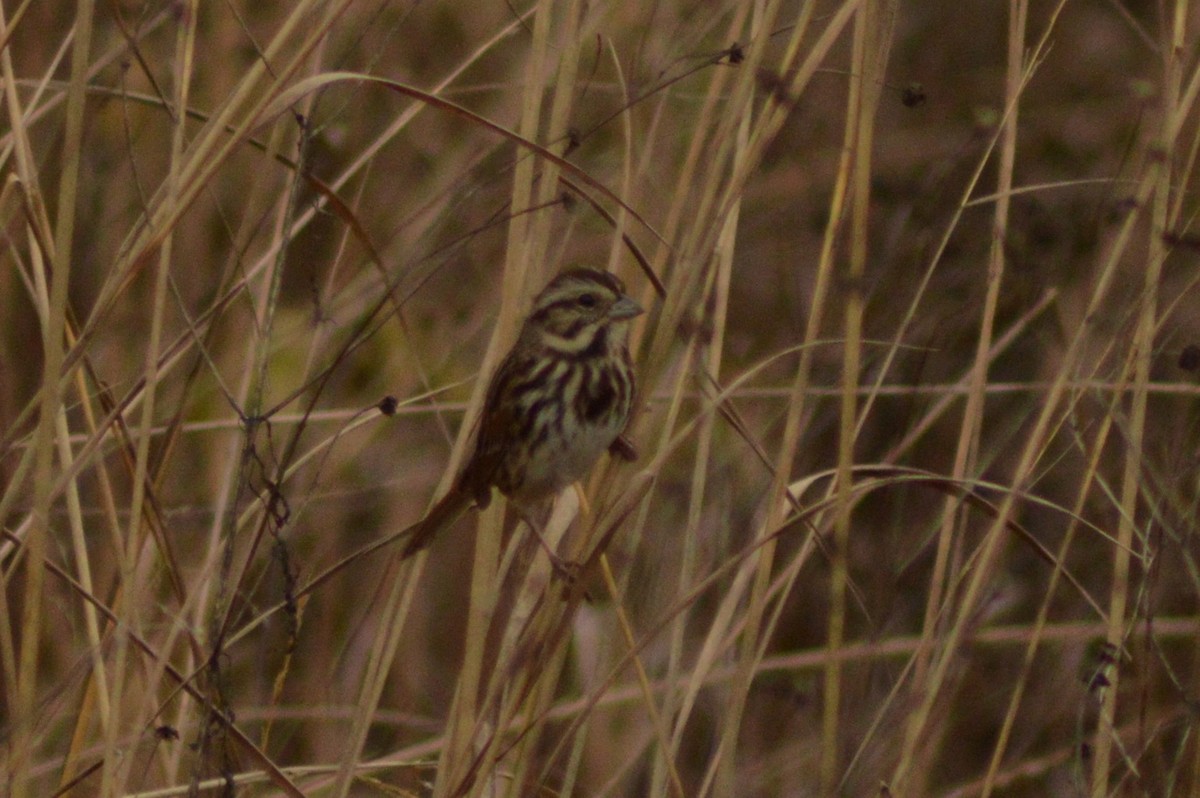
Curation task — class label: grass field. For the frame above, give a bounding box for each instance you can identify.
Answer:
[3,1,1200,796]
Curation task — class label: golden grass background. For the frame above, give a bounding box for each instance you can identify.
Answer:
[4,1,1200,796]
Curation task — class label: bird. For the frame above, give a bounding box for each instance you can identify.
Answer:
[401,267,643,568]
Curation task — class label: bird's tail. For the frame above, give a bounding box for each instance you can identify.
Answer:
[400,488,473,559]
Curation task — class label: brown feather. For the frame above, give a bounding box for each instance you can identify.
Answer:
[400,487,473,558]
[401,268,643,561]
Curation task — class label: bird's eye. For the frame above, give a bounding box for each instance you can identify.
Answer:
[577,293,597,308]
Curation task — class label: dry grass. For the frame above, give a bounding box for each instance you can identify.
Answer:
[4,1,1200,796]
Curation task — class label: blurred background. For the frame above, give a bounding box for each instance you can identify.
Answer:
[3,1,1199,796]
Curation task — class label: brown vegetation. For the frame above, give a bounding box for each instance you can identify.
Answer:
[3,2,1200,796]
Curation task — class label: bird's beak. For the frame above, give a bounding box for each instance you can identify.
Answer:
[609,295,644,320]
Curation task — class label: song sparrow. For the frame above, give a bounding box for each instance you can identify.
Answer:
[401,267,643,563]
